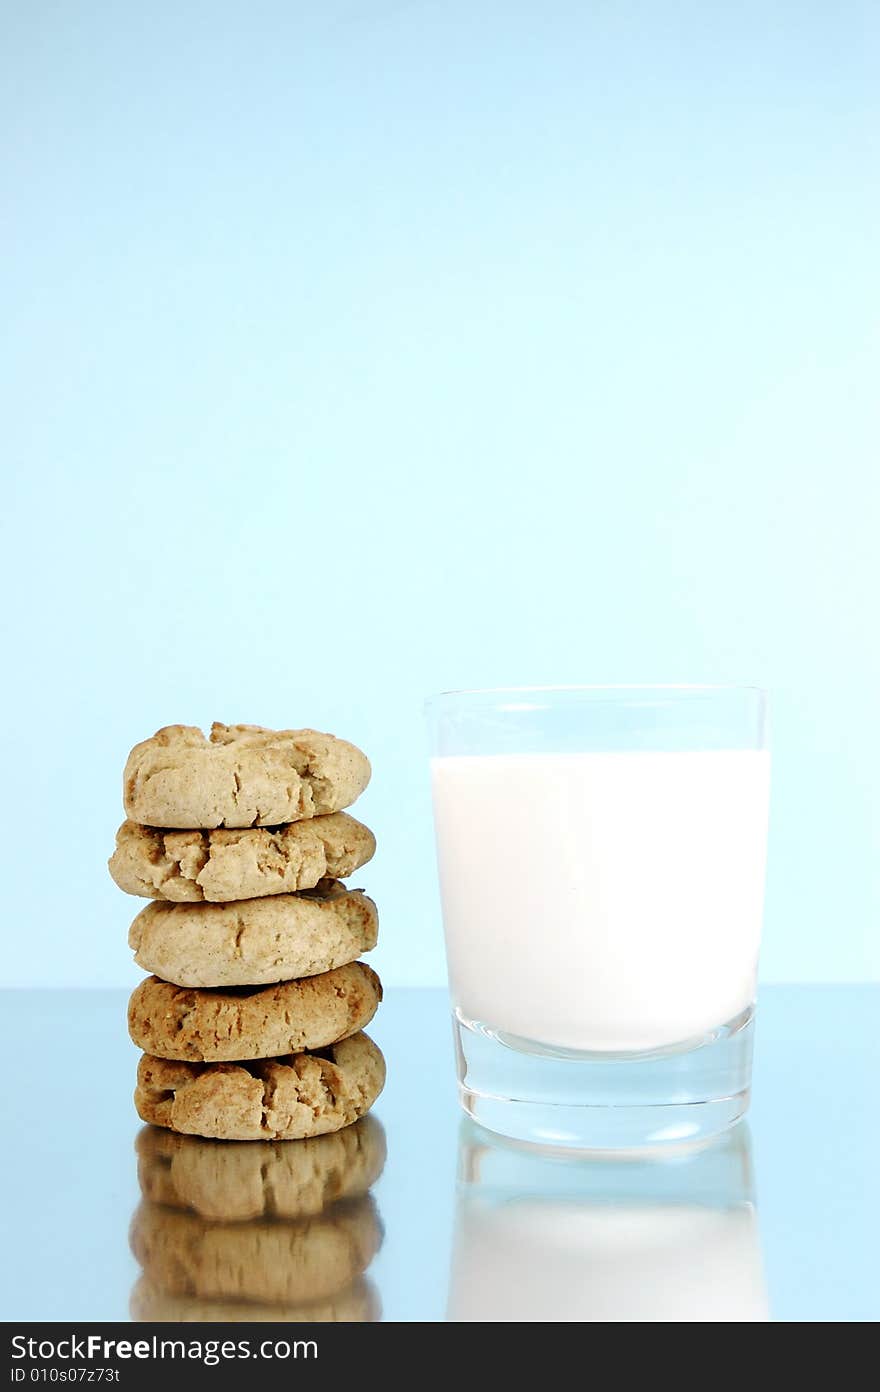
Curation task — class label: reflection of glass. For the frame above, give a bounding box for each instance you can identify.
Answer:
[427,686,769,1149]
[448,1121,769,1322]
[129,1117,385,1322]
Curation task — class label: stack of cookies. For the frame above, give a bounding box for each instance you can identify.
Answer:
[109,723,385,1142]
[130,1117,386,1322]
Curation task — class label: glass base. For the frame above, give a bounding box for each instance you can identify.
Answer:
[453,1005,755,1153]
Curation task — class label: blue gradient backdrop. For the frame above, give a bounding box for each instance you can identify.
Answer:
[2,1,877,986]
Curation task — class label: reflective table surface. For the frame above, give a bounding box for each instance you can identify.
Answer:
[1,987,876,1322]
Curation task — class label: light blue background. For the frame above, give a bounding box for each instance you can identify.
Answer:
[1,1,877,987]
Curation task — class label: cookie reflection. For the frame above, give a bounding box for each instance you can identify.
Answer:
[130,1276,380,1323]
[448,1122,768,1322]
[130,1116,385,1322]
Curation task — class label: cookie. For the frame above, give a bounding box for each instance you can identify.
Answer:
[109,812,376,903]
[128,880,377,988]
[136,1115,386,1221]
[129,1194,381,1305]
[123,723,371,829]
[129,1274,380,1323]
[128,963,382,1063]
[135,1032,386,1141]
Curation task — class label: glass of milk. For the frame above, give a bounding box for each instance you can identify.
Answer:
[427,685,770,1150]
[448,1119,769,1321]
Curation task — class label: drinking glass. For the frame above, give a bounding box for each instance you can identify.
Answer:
[426,685,770,1149]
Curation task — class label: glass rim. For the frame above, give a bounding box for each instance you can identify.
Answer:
[425,683,767,708]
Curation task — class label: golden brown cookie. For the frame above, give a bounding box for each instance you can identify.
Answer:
[128,880,377,988]
[129,1195,382,1305]
[135,1115,386,1221]
[123,723,371,828]
[109,812,376,903]
[135,1033,386,1141]
[128,963,382,1063]
[129,1274,380,1322]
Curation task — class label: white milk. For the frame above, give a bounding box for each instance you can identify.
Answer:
[448,1198,769,1322]
[431,750,770,1052]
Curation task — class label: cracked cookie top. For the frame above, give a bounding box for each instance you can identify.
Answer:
[128,962,382,1062]
[134,1032,386,1141]
[109,811,376,902]
[127,880,378,987]
[123,723,371,829]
